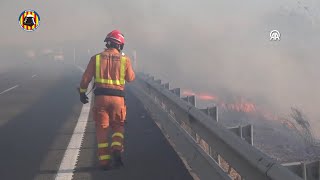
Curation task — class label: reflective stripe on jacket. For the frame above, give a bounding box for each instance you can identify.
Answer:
[95,54,127,85]
[80,48,135,92]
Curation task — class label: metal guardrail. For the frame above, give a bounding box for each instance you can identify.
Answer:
[130,73,302,180]
[283,161,320,180]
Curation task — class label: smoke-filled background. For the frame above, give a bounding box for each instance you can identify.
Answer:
[0,0,319,142]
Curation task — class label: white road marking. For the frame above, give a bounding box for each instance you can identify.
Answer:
[55,67,89,180]
[55,66,92,180]
[55,91,91,180]
[32,74,37,78]
[0,85,19,95]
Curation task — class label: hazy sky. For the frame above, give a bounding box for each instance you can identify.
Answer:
[0,0,319,136]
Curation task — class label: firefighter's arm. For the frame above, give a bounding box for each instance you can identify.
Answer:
[125,56,135,82]
[79,57,95,93]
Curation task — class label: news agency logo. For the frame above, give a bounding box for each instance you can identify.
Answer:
[18,10,40,32]
[270,30,280,41]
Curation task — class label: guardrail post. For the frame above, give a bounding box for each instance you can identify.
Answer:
[284,160,320,180]
[283,162,307,180]
[302,162,307,180]
[182,96,196,106]
[242,124,253,145]
[306,160,320,180]
[170,88,181,97]
[200,106,218,122]
[228,126,241,137]
[228,125,253,145]
[190,96,196,106]
[200,106,221,165]
[163,83,170,89]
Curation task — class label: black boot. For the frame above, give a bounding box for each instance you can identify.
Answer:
[112,150,124,169]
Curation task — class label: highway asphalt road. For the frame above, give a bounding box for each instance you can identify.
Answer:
[0,59,193,180]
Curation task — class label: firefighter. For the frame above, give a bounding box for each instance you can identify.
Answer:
[79,30,135,170]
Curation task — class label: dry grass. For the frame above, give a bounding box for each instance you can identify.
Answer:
[197,137,242,180]
[219,157,242,180]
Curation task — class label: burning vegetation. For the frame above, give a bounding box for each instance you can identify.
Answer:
[287,108,319,147]
[182,89,319,148]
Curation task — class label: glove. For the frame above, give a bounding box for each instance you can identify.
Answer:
[80,93,89,104]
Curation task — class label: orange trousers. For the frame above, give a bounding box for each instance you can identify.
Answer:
[92,95,126,166]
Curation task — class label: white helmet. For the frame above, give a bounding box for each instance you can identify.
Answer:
[26,14,34,18]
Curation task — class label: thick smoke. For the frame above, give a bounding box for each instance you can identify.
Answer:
[0,0,319,136]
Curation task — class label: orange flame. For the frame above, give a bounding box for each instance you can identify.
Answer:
[198,94,217,100]
[182,90,217,101]
[182,89,295,129]
[182,90,195,96]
